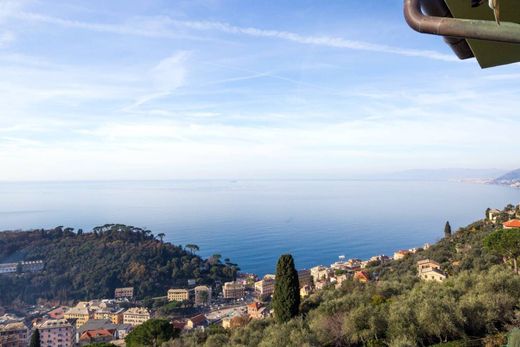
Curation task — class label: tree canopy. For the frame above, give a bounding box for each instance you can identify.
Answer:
[125,319,179,347]
[484,228,520,273]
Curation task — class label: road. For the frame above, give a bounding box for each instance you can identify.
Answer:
[206,302,250,322]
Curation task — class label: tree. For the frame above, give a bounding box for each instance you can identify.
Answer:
[185,244,200,254]
[484,228,520,274]
[444,221,452,238]
[157,233,165,243]
[125,319,178,347]
[272,254,300,323]
[29,329,40,347]
[198,290,209,305]
[210,254,222,265]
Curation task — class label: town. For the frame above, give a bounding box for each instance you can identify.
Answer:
[1,205,520,346]
[0,245,445,346]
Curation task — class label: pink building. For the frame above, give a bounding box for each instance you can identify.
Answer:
[39,319,75,347]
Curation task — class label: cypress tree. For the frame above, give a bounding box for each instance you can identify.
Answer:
[444,221,452,238]
[272,254,300,323]
[29,329,40,347]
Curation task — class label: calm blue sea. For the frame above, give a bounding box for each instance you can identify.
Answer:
[0,180,518,276]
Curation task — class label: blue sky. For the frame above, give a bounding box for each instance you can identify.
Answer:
[0,0,519,180]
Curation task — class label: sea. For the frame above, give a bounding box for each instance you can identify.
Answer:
[0,180,518,276]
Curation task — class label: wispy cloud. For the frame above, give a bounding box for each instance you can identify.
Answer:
[12,11,184,39]
[10,10,457,62]
[2,1,519,181]
[123,51,190,111]
[169,20,459,62]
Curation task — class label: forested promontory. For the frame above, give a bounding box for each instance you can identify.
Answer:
[0,224,237,304]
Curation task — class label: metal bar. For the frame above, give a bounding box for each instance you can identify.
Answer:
[404,0,520,44]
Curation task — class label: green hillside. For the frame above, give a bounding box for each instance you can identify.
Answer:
[0,224,237,304]
[165,213,520,347]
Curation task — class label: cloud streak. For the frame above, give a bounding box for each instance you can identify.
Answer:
[11,11,458,62]
[170,20,458,62]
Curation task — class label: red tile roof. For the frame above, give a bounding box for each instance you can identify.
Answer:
[171,320,186,330]
[48,306,67,319]
[354,271,370,281]
[79,329,115,341]
[503,219,520,228]
[188,314,207,326]
[247,302,262,311]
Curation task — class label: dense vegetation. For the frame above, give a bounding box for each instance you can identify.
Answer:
[125,319,179,347]
[165,213,520,347]
[0,224,238,304]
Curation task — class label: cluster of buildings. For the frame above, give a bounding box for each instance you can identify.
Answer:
[0,287,154,347]
[167,285,212,306]
[308,258,374,291]
[393,243,431,260]
[59,300,150,328]
[37,300,150,346]
[486,205,520,225]
[221,301,270,329]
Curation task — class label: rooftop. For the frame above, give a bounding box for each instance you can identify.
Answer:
[39,319,72,329]
[420,267,446,276]
[124,307,149,315]
[80,329,115,340]
[77,319,131,334]
[248,302,262,310]
[417,259,440,266]
[503,219,520,228]
[0,322,27,332]
[187,314,207,326]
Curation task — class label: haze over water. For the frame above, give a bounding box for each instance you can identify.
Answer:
[0,180,519,276]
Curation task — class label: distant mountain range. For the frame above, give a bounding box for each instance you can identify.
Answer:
[495,169,520,182]
[493,168,520,188]
[368,168,520,189]
[383,168,507,181]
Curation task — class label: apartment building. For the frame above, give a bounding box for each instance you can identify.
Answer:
[63,304,91,328]
[93,308,125,324]
[0,260,44,274]
[0,322,29,347]
[223,281,245,299]
[254,275,275,296]
[123,307,150,326]
[114,287,134,300]
[38,319,75,347]
[167,288,190,302]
